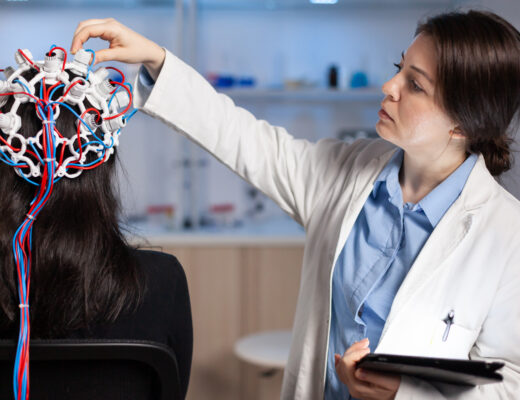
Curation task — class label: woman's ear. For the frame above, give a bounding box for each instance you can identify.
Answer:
[450,126,465,140]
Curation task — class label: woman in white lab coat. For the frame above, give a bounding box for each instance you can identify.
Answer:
[70,10,520,400]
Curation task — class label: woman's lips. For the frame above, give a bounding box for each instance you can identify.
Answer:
[378,108,394,121]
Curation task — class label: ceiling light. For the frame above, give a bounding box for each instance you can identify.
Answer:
[310,0,338,4]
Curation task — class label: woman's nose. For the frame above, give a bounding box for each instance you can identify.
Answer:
[382,75,400,102]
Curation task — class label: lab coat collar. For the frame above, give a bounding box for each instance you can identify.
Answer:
[458,154,496,212]
[418,153,478,227]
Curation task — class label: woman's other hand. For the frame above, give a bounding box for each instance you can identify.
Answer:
[335,338,401,400]
[70,18,166,80]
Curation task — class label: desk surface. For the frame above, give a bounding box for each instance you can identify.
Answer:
[234,330,292,369]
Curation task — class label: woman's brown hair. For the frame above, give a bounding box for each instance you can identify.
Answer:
[416,10,520,175]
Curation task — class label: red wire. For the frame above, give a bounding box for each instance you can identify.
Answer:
[104,81,132,120]
[54,127,64,139]
[17,49,40,72]
[74,108,102,163]
[71,152,107,170]
[75,116,83,162]
[58,142,66,166]
[58,79,86,102]
[105,66,126,83]
[48,46,67,72]
[105,67,126,94]
[42,77,48,102]
[9,68,68,399]
[0,134,39,161]
[1,91,45,109]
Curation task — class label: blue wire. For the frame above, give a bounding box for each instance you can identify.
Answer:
[12,123,56,396]
[84,49,96,80]
[49,84,64,101]
[108,82,133,108]
[124,108,138,122]
[29,142,44,165]
[19,174,38,186]
[45,101,113,149]
[9,58,121,398]
[108,89,117,108]
[68,145,107,168]
[0,149,27,167]
[13,79,32,97]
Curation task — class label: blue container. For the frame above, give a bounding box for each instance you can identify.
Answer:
[350,71,368,88]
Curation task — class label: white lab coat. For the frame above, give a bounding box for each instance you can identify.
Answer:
[133,49,520,399]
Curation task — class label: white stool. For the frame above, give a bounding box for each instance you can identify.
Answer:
[234,330,292,375]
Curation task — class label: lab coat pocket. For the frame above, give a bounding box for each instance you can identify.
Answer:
[429,320,479,359]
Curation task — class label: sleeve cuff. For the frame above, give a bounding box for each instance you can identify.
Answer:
[138,65,156,87]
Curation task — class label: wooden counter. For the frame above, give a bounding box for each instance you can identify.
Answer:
[140,242,304,400]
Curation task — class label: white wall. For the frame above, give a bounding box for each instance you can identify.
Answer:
[1,1,519,223]
[192,1,520,221]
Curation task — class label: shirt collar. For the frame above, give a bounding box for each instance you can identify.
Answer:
[372,148,403,199]
[372,149,478,227]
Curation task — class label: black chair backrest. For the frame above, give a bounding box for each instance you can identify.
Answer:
[0,339,182,400]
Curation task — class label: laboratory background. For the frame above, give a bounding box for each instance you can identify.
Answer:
[1,0,519,399]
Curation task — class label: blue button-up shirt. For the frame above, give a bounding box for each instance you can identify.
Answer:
[324,149,477,399]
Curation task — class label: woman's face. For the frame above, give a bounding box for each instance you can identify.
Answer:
[376,33,462,160]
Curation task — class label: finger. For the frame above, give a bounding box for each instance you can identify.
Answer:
[335,358,374,400]
[342,347,371,366]
[71,22,118,54]
[346,338,370,354]
[73,18,112,39]
[94,47,127,65]
[356,338,370,348]
[334,354,341,367]
[344,341,370,358]
[71,20,111,53]
[355,368,400,389]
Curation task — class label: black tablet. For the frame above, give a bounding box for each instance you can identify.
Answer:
[357,354,504,386]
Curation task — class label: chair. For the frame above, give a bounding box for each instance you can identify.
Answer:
[0,339,182,400]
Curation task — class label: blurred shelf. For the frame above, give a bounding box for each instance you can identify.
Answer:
[125,216,306,246]
[219,87,383,102]
[0,0,171,8]
[0,0,464,10]
[197,0,463,11]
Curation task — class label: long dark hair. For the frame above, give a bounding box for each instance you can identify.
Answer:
[416,10,520,176]
[0,67,143,337]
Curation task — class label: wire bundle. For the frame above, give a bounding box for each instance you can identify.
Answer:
[0,45,137,400]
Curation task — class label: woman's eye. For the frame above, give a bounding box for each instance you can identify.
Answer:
[410,80,423,92]
[392,62,423,93]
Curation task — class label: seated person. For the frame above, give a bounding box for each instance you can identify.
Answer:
[0,47,192,398]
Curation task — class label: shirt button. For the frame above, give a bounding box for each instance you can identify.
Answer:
[357,309,363,317]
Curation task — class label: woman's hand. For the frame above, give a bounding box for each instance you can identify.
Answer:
[335,338,401,400]
[70,18,166,80]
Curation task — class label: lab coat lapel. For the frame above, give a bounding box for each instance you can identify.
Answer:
[381,155,493,332]
[385,201,473,320]
[331,150,397,266]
